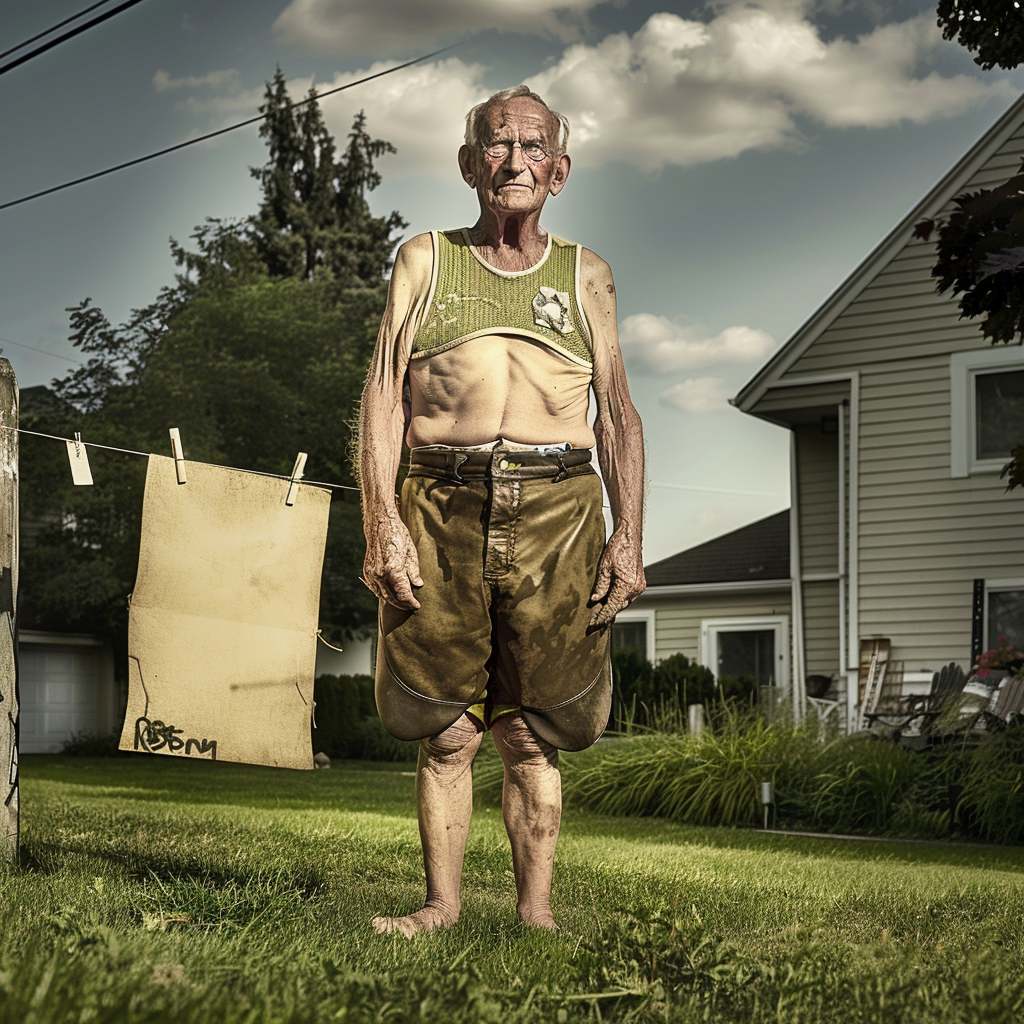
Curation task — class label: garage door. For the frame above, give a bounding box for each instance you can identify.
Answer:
[19,647,99,753]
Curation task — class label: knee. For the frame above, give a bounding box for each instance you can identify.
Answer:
[492,713,557,769]
[421,714,483,765]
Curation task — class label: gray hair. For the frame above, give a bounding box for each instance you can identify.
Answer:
[465,86,570,157]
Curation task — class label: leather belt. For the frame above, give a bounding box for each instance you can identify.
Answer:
[407,447,594,484]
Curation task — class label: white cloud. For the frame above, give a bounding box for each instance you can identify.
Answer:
[619,315,776,374]
[166,60,490,176]
[527,4,1016,170]
[659,378,733,414]
[153,68,237,92]
[172,1,1016,179]
[272,0,607,55]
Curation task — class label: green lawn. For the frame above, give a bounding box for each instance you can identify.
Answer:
[1,752,1022,1023]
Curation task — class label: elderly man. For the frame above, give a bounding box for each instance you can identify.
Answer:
[359,86,645,935]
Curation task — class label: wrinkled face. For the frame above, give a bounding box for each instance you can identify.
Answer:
[459,96,570,217]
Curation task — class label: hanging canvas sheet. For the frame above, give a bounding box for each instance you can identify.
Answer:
[119,455,331,769]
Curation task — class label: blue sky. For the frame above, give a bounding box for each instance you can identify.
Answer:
[2,0,1022,563]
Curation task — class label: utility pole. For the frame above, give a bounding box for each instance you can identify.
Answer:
[0,359,18,862]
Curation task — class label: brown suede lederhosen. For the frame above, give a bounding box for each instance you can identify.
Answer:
[374,443,612,751]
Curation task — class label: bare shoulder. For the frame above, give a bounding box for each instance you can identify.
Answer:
[392,232,434,287]
[579,247,616,321]
[580,246,613,281]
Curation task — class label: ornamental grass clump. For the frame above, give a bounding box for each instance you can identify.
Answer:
[560,708,821,827]
[957,722,1024,845]
[811,735,920,833]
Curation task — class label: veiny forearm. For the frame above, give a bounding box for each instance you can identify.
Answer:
[359,378,406,535]
[595,397,645,538]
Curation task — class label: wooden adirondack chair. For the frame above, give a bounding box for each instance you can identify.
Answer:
[902,663,968,733]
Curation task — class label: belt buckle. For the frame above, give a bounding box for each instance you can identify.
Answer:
[445,451,469,483]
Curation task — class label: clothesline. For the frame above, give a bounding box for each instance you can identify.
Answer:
[0,424,362,493]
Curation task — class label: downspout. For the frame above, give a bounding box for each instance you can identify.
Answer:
[789,429,806,723]
[846,374,861,733]
[838,401,847,720]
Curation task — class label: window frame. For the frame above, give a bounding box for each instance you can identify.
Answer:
[984,577,1024,652]
[950,346,1024,478]
[699,615,791,691]
[612,609,656,663]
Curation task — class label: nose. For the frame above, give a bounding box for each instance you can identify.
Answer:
[506,142,527,173]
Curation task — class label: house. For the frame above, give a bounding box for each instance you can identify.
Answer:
[620,510,792,688]
[732,93,1024,731]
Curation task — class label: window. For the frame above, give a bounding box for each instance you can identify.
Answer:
[611,610,655,662]
[985,580,1024,651]
[951,347,1024,477]
[975,369,1024,461]
[700,617,790,690]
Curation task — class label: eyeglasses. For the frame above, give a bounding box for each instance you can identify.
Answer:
[481,140,550,163]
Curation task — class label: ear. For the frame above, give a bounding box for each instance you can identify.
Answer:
[458,145,477,189]
[548,153,571,197]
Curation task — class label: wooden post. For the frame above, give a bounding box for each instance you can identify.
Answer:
[0,359,18,863]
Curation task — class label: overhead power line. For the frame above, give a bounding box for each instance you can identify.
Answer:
[0,0,148,77]
[0,335,85,366]
[0,0,112,61]
[0,44,456,212]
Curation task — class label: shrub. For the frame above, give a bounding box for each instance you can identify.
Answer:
[611,651,718,732]
[312,673,417,761]
[811,735,920,833]
[958,722,1024,844]
[60,731,128,757]
[653,653,717,710]
[562,709,821,827]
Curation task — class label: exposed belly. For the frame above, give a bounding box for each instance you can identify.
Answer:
[406,334,596,449]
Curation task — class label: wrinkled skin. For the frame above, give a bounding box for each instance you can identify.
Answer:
[360,93,645,934]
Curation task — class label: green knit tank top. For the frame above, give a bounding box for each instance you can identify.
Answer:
[410,229,593,367]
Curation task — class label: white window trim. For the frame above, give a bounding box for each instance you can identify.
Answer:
[984,578,1024,650]
[950,346,1024,478]
[613,609,656,663]
[699,616,791,692]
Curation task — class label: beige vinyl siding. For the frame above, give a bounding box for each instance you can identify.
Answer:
[795,425,841,677]
[795,426,838,575]
[755,381,850,415]
[769,121,1024,669]
[802,580,840,678]
[634,591,792,672]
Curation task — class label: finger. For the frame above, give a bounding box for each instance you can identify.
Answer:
[590,565,612,603]
[591,578,631,626]
[383,570,421,611]
[407,557,424,588]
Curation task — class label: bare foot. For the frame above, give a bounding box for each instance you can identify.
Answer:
[371,906,457,937]
[518,909,559,931]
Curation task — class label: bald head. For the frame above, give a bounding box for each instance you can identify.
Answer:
[465,87,570,158]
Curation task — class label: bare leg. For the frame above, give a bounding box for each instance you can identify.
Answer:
[372,714,483,936]
[492,713,561,930]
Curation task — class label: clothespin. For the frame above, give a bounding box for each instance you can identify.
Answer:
[285,452,307,506]
[65,431,93,485]
[169,427,186,484]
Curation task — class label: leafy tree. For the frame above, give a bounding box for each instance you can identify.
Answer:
[919,3,1024,485]
[21,72,405,676]
[936,0,1024,70]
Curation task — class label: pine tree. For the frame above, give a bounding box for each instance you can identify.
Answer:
[249,68,406,287]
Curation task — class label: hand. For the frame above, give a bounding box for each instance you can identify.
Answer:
[589,529,645,628]
[363,514,423,611]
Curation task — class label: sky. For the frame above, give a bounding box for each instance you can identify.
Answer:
[2,0,1023,565]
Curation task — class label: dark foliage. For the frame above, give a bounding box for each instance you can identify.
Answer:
[311,674,418,761]
[21,73,406,669]
[937,0,1024,70]
[927,165,1024,344]
[611,650,727,728]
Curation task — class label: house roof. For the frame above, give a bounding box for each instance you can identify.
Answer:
[644,509,790,587]
[733,92,1024,413]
